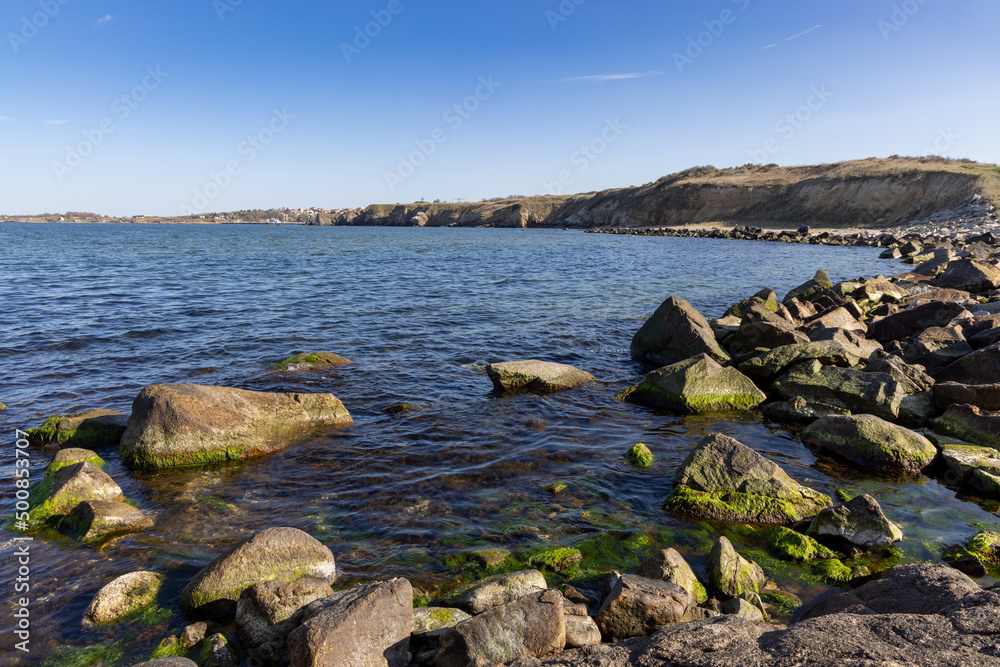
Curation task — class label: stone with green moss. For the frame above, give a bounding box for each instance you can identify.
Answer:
[45,448,105,477]
[83,571,165,627]
[619,354,766,414]
[630,295,731,368]
[180,527,337,621]
[199,633,238,667]
[27,409,128,448]
[808,494,903,549]
[625,443,654,468]
[772,360,905,422]
[932,435,1000,497]
[783,269,834,304]
[708,536,765,599]
[471,548,515,569]
[761,590,801,614]
[24,461,123,528]
[148,635,191,661]
[41,641,129,667]
[544,481,567,495]
[934,403,1000,451]
[768,527,838,562]
[412,607,472,636]
[811,558,853,583]
[527,547,583,572]
[272,351,352,370]
[723,289,778,320]
[636,548,707,604]
[664,433,831,524]
[739,341,866,383]
[437,569,548,614]
[967,530,1000,564]
[486,359,596,393]
[802,414,936,474]
[58,500,154,544]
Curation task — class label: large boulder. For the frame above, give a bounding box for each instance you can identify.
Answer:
[738,341,866,383]
[486,360,595,393]
[58,500,154,543]
[771,360,905,421]
[868,301,968,342]
[437,569,547,614]
[636,549,707,604]
[800,414,937,474]
[707,537,765,599]
[807,494,903,549]
[630,296,730,368]
[27,409,128,448]
[436,589,565,667]
[936,342,1000,384]
[287,578,412,667]
[937,258,1000,293]
[595,575,694,640]
[119,384,353,469]
[865,356,934,394]
[935,403,1000,450]
[934,382,1000,411]
[180,527,336,620]
[83,571,165,627]
[618,355,765,414]
[902,326,972,373]
[236,578,334,667]
[664,433,831,524]
[25,461,123,527]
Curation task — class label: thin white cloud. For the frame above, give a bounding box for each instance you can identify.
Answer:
[44,119,68,126]
[786,24,822,41]
[0,116,15,122]
[558,71,663,84]
[96,14,114,28]
[761,44,777,50]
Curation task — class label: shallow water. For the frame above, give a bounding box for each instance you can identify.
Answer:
[0,224,997,664]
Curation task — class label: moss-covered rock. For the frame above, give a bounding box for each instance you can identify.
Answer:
[630,295,731,368]
[272,351,352,370]
[119,383,353,470]
[27,409,128,448]
[664,433,831,524]
[768,527,838,562]
[707,536,765,599]
[180,527,337,621]
[486,360,596,393]
[812,558,854,584]
[636,548,707,604]
[24,461,123,527]
[932,434,1000,497]
[739,341,866,383]
[526,547,583,572]
[783,270,834,304]
[808,494,903,549]
[934,403,1000,451]
[801,414,937,474]
[772,360,905,422]
[619,354,766,414]
[58,500,154,544]
[437,569,548,614]
[625,443,653,468]
[83,571,165,627]
[723,289,778,320]
[412,607,472,636]
[45,448,105,477]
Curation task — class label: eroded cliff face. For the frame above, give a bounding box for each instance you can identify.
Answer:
[327,159,1000,229]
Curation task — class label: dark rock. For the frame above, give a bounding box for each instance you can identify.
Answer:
[934,403,1000,450]
[27,409,129,449]
[934,434,1000,497]
[437,569,547,614]
[595,574,694,640]
[722,288,778,320]
[630,296,730,368]
[801,414,936,473]
[903,326,973,372]
[807,494,904,548]
[783,270,834,304]
[865,355,935,394]
[739,341,866,383]
[771,360,905,421]
[868,301,968,342]
[937,259,1000,293]
[934,382,1000,411]
[937,342,1000,384]
[58,500,154,543]
[761,396,851,424]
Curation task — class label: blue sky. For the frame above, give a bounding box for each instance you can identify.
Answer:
[1,0,998,216]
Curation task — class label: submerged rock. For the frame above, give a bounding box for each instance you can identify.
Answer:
[596,575,694,640]
[83,571,165,627]
[486,360,596,393]
[271,351,351,370]
[119,384,353,469]
[180,527,337,621]
[625,443,654,467]
[664,433,831,524]
[58,500,154,544]
[808,494,903,549]
[27,409,128,448]
[800,414,937,474]
[630,296,730,368]
[619,354,765,414]
[767,527,837,562]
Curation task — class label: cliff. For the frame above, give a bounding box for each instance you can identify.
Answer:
[326,157,1000,230]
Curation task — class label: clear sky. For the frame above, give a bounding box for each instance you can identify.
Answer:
[2,0,998,216]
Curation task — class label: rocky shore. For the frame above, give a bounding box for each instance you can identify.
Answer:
[12,224,1000,666]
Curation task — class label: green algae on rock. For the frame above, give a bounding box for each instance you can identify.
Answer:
[801,414,937,474]
[618,354,765,414]
[934,403,1000,451]
[45,448,105,477]
[271,351,352,370]
[83,571,165,627]
[783,270,834,304]
[24,461,124,528]
[931,433,1000,497]
[811,558,854,584]
[527,547,584,572]
[723,288,778,320]
[708,536,765,599]
[486,359,596,393]
[625,443,654,468]
[119,383,353,470]
[664,433,831,524]
[768,527,838,562]
[27,409,128,448]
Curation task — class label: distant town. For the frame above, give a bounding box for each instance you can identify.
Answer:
[0,207,361,225]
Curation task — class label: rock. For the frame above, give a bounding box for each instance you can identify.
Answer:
[595,574,694,640]
[803,563,980,617]
[58,500,154,543]
[933,435,1000,496]
[664,433,831,523]
[771,360,905,421]
[761,396,851,424]
[618,354,765,414]
[767,527,837,562]
[412,607,472,636]
[707,537,765,599]
[486,360,596,393]
[45,448,105,477]
[935,403,1000,450]
[738,341,866,383]
[800,414,937,473]
[83,571,165,627]
[936,342,1000,384]
[129,660,198,667]
[853,281,907,304]
[903,326,972,372]
[868,301,968,342]
[272,351,351,370]
[722,289,777,320]
[865,355,935,394]
[897,391,938,427]
[438,569,547,614]
[27,409,128,448]
[624,443,653,467]
[635,548,707,604]
[564,614,602,648]
[236,578,335,667]
[783,270,834,303]
[784,298,818,321]
[808,494,903,549]
[880,247,903,259]
[287,578,412,667]
[199,634,238,667]
[720,597,765,622]
[803,307,867,335]
[180,527,337,620]
[436,589,565,667]
[119,384,353,469]
[937,259,1000,292]
[180,622,208,646]
[25,461,123,527]
[630,296,731,368]
[943,532,999,577]
[934,382,1000,410]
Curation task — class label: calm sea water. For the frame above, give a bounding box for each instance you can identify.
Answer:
[1,223,997,664]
